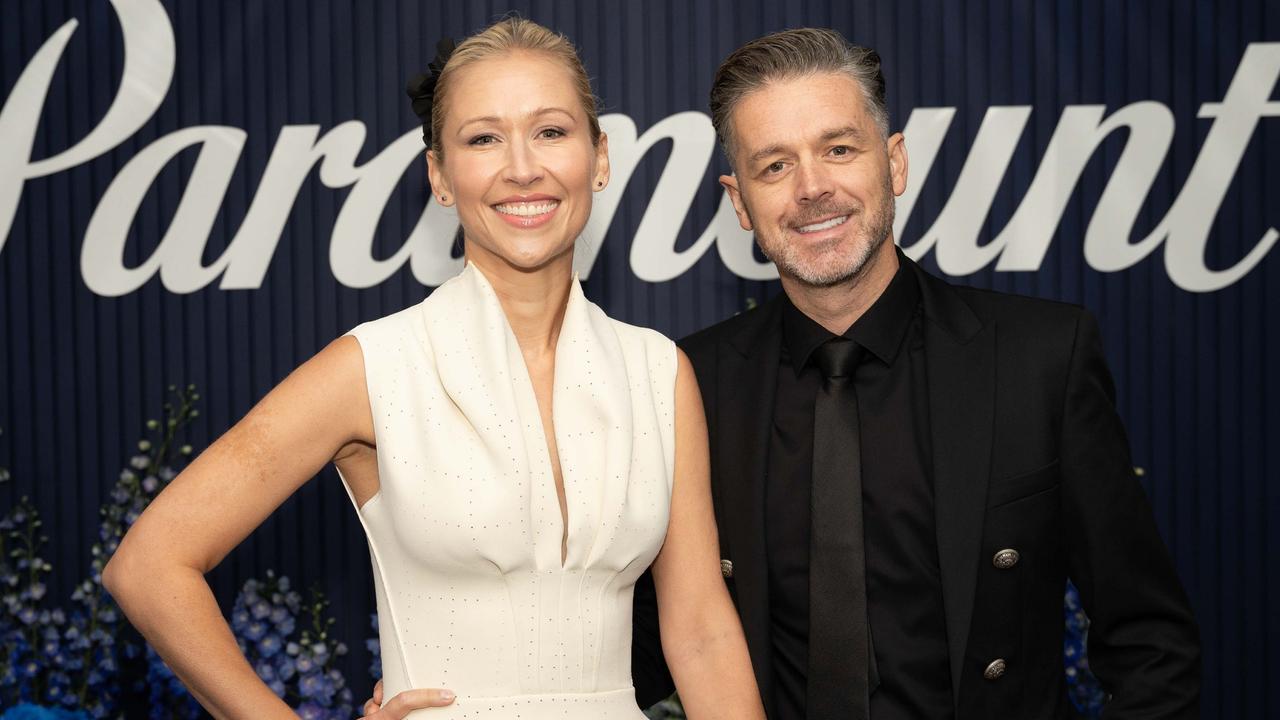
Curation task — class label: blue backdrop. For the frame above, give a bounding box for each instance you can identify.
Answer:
[1,0,1276,717]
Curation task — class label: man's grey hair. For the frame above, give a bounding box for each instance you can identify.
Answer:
[709,28,889,168]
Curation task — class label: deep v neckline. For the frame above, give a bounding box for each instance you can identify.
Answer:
[525,357,569,567]
[466,262,575,569]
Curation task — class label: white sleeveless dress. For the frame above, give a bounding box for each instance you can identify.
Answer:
[337,263,677,719]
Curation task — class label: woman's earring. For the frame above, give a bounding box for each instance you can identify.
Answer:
[439,194,448,203]
[595,180,603,188]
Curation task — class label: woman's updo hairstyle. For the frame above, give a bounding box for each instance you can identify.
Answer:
[407,17,602,159]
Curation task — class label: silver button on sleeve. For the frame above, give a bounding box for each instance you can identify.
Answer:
[992,548,1020,570]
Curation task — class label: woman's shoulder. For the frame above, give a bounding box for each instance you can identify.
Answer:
[345,267,473,345]
[591,307,674,358]
[344,300,429,350]
[607,314,674,348]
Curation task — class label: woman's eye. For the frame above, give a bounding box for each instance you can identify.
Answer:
[469,135,497,146]
[539,128,565,139]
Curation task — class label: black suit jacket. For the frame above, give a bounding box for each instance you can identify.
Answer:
[632,256,1200,719]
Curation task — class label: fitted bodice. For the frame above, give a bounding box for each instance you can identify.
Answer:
[338,264,677,718]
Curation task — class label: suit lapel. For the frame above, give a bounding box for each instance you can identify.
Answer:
[717,296,783,698]
[910,260,995,705]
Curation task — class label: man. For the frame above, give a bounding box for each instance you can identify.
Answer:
[364,28,1200,720]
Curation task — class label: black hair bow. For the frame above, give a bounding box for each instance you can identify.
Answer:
[406,37,458,147]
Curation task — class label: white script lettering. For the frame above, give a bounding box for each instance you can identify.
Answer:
[1,0,1276,294]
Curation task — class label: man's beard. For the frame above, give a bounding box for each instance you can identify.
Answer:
[754,175,896,288]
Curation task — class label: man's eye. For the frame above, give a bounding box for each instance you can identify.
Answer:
[469,135,497,146]
[831,145,850,156]
[767,161,786,174]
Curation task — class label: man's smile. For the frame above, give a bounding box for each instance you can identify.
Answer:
[795,214,851,234]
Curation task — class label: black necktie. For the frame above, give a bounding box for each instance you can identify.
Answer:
[808,337,871,719]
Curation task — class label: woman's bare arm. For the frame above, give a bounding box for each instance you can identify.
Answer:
[103,336,376,719]
[649,349,765,719]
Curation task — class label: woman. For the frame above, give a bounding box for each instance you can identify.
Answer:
[104,17,764,720]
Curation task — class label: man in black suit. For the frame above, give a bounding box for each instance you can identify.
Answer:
[364,27,1199,720]
[630,27,1200,720]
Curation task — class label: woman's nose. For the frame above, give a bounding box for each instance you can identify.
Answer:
[503,140,544,186]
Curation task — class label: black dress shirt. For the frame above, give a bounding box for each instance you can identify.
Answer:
[765,263,954,719]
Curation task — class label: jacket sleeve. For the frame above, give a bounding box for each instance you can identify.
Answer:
[1060,310,1201,718]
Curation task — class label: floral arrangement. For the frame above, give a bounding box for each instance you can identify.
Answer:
[83,386,202,717]
[0,389,201,718]
[0,393,356,719]
[232,570,354,719]
[0,494,82,713]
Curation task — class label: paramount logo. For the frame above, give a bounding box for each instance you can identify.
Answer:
[1,0,1277,295]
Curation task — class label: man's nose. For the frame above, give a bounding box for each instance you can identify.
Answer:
[794,159,835,204]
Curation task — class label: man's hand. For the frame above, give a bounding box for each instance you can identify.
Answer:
[359,680,456,719]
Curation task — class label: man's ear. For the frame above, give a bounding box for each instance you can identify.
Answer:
[426,151,453,205]
[886,132,908,197]
[719,174,754,231]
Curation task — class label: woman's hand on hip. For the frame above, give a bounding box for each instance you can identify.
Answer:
[360,679,456,719]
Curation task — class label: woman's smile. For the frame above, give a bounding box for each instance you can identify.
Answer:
[492,194,562,228]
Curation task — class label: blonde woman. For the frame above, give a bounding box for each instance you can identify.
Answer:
[105,17,763,720]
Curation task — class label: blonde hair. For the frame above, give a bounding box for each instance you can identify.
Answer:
[430,17,601,158]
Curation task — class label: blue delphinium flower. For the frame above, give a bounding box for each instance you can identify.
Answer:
[58,386,201,717]
[251,598,272,620]
[258,633,284,658]
[296,702,326,720]
[242,575,294,695]
[233,573,354,718]
[367,613,382,680]
[244,620,269,642]
[0,496,77,710]
[0,702,91,720]
[267,677,287,698]
[143,644,202,719]
[1064,581,1108,717]
[294,588,354,717]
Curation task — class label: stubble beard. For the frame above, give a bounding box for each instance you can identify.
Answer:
[755,174,897,289]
